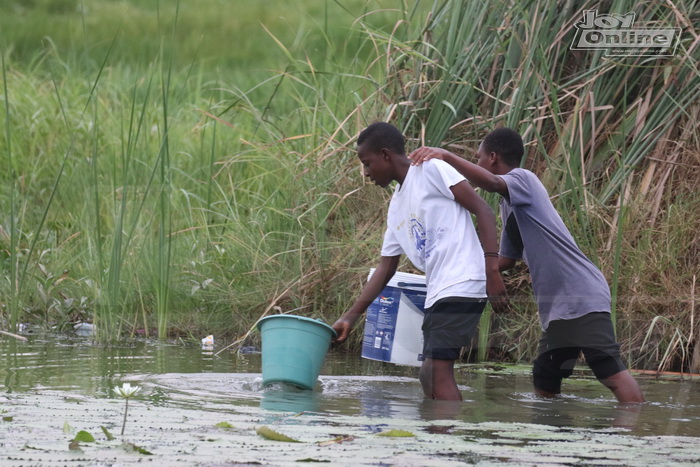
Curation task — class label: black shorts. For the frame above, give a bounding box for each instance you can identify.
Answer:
[533,312,628,394]
[421,297,486,361]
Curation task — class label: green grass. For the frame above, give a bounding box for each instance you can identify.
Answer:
[0,0,414,341]
[1,0,699,375]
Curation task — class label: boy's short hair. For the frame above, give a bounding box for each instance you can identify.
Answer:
[483,127,524,167]
[358,122,405,155]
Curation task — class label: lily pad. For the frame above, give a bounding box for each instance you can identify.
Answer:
[256,426,301,442]
[101,426,115,441]
[317,435,355,446]
[122,442,153,455]
[68,440,83,452]
[73,430,95,443]
[494,430,580,441]
[377,429,415,437]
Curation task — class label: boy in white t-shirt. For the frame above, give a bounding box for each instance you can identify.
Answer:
[332,122,507,401]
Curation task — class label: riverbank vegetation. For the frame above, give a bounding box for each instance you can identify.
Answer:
[1,0,698,373]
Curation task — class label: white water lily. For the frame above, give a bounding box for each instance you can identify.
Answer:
[114,383,141,435]
[114,383,141,398]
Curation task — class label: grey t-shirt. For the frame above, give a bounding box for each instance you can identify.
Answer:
[498,168,611,330]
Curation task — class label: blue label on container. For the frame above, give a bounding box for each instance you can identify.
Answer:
[362,286,426,363]
[362,286,401,362]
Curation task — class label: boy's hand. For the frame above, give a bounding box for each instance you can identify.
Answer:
[331,317,354,344]
[486,272,509,312]
[408,147,451,165]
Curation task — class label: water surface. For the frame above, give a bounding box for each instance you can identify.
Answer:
[1,333,699,465]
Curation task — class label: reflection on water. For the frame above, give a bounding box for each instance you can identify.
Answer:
[1,333,699,437]
[261,383,321,413]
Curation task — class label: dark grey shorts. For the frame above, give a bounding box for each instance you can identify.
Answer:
[533,312,627,394]
[421,297,486,361]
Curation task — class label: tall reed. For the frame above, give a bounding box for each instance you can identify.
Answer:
[368,0,699,369]
[1,51,19,331]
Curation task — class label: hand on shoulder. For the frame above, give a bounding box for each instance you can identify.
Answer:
[408,147,453,166]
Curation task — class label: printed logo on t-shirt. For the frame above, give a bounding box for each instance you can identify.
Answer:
[408,217,447,262]
[409,218,426,253]
[425,227,445,260]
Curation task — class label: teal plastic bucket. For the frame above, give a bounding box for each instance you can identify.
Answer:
[256,314,337,390]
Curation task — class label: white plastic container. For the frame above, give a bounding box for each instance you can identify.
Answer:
[361,269,426,367]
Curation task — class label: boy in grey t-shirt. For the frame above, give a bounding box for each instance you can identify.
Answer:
[409,128,644,403]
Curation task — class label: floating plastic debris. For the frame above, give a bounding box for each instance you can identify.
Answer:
[74,322,95,336]
[201,335,214,351]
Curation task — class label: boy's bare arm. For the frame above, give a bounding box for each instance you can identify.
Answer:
[409,147,508,196]
[450,181,508,309]
[499,256,517,272]
[332,255,400,343]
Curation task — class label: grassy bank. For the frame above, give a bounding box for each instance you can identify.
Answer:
[1,0,698,373]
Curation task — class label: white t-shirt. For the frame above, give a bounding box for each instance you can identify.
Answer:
[381,160,486,307]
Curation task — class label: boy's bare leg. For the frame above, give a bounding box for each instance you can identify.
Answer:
[534,370,644,402]
[599,370,645,403]
[420,358,462,401]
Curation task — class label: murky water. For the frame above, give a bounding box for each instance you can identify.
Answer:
[1,333,699,465]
